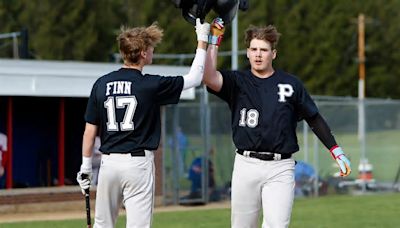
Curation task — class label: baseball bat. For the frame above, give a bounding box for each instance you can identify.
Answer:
[84,188,92,228]
[81,173,92,228]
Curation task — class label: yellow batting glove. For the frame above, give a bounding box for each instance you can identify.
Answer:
[209,17,225,46]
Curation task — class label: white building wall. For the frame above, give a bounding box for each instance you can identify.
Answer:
[0,59,194,99]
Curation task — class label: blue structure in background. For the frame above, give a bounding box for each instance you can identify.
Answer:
[0,97,86,188]
[294,161,316,197]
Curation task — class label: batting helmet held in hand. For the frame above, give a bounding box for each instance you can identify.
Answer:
[171,0,249,25]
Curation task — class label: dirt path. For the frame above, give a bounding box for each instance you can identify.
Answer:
[0,201,230,223]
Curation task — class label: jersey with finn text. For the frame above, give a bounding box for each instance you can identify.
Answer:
[85,68,184,153]
[208,69,318,154]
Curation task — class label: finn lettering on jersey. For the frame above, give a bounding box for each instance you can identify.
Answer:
[106,81,132,96]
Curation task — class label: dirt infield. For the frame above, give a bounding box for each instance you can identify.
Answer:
[0,200,230,223]
[0,186,230,223]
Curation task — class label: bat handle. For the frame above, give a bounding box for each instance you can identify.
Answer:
[84,189,92,227]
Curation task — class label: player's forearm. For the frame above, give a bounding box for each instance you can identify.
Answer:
[82,140,94,158]
[82,123,97,158]
[182,47,207,90]
[203,45,222,91]
[80,123,97,173]
[197,40,208,50]
[305,113,337,150]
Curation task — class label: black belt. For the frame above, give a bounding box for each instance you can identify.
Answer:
[236,149,291,161]
[102,150,145,157]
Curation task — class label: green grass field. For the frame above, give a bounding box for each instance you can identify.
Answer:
[2,193,399,228]
[165,129,400,197]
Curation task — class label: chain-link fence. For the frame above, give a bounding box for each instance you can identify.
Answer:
[162,89,400,204]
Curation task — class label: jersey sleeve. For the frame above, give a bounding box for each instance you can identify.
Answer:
[155,75,184,105]
[295,81,318,121]
[84,80,100,125]
[207,70,237,105]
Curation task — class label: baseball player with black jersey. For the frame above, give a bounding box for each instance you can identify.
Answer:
[203,18,351,228]
[76,19,210,228]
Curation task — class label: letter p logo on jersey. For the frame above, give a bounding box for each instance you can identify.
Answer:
[277,84,294,102]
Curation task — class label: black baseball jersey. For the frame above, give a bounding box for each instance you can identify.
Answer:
[208,69,318,154]
[85,68,184,153]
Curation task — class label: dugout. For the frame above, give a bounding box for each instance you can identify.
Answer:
[0,59,193,195]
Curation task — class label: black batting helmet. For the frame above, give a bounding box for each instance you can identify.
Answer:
[171,0,249,25]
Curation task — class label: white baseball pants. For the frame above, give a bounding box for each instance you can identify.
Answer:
[231,153,295,228]
[94,150,155,228]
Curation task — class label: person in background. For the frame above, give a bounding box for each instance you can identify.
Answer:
[294,160,316,197]
[169,126,189,175]
[187,147,220,201]
[0,132,7,188]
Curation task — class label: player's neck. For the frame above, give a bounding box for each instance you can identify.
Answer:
[122,63,143,71]
[251,68,275,79]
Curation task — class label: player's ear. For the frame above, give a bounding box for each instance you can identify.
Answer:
[272,49,277,60]
[246,48,250,58]
[140,50,147,59]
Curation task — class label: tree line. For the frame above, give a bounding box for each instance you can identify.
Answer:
[1,0,399,98]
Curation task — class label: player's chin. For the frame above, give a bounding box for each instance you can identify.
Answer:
[252,64,265,71]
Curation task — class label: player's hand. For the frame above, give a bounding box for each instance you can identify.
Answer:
[77,171,92,195]
[195,18,210,42]
[77,157,92,195]
[209,17,225,46]
[330,146,351,177]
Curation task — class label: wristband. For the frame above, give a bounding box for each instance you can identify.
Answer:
[330,146,343,159]
[81,156,92,173]
[209,35,223,46]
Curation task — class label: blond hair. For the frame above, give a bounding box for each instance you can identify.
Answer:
[245,25,281,49]
[117,23,163,64]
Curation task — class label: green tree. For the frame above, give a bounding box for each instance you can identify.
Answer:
[1,0,400,98]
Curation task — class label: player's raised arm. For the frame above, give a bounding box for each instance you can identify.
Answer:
[203,18,225,92]
[182,18,210,90]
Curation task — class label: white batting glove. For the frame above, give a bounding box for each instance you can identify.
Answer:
[330,146,351,177]
[76,156,92,195]
[195,18,210,42]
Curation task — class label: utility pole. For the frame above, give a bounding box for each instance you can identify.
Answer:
[19,28,29,59]
[357,13,367,193]
[358,14,366,99]
[231,13,238,70]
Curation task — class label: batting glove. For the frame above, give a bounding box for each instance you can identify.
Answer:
[209,17,225,46]
[330,146,351,177]
[195,18,210,42]
[76,156,92,195]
